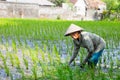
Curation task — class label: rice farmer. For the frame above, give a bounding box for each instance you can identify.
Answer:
[64,24,106,68]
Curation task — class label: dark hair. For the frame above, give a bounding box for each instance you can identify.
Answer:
[76,31,81,34]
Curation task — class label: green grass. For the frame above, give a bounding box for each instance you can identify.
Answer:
[0,18,120,80]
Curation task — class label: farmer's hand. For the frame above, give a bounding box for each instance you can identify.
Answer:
[80,63,85,68]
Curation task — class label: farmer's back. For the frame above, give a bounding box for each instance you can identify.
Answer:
[78,31,106,53]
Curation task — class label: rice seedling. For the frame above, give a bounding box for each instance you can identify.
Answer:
[29,49,39,64]
[31,63,38,80]
[23,54,29,70]
[10,73,14,80]
[12,40,17,53]
[14,54,21,69]
[19,69,25,80]
[9,53,14,67]
[52,45,61,64]
[0,53,10,76]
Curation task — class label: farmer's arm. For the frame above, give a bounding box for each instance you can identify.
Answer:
[82,51,93,65]
[69,42,80,65]
[82,39,94,65]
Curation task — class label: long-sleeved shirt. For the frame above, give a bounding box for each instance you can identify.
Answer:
[69,31,106,65]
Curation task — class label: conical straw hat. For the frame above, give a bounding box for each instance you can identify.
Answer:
[64,24,84,36]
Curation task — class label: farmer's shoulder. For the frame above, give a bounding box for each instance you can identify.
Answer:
[81,31,91,41]
[81,31,91,38]
[81,31,89,36]
[81,31,100,41]
[82,31,100,38]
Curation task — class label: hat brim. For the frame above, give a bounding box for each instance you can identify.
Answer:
[64,30,83,36]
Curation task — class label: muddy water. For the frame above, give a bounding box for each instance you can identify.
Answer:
[0,38,120,80]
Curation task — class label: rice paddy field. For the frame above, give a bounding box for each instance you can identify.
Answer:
[0,18,120,80]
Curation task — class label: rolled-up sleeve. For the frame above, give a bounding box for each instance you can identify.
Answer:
[69,40,80,65]
[73,43,80,55]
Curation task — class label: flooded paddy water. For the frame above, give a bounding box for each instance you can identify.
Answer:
[0,38,120,80]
